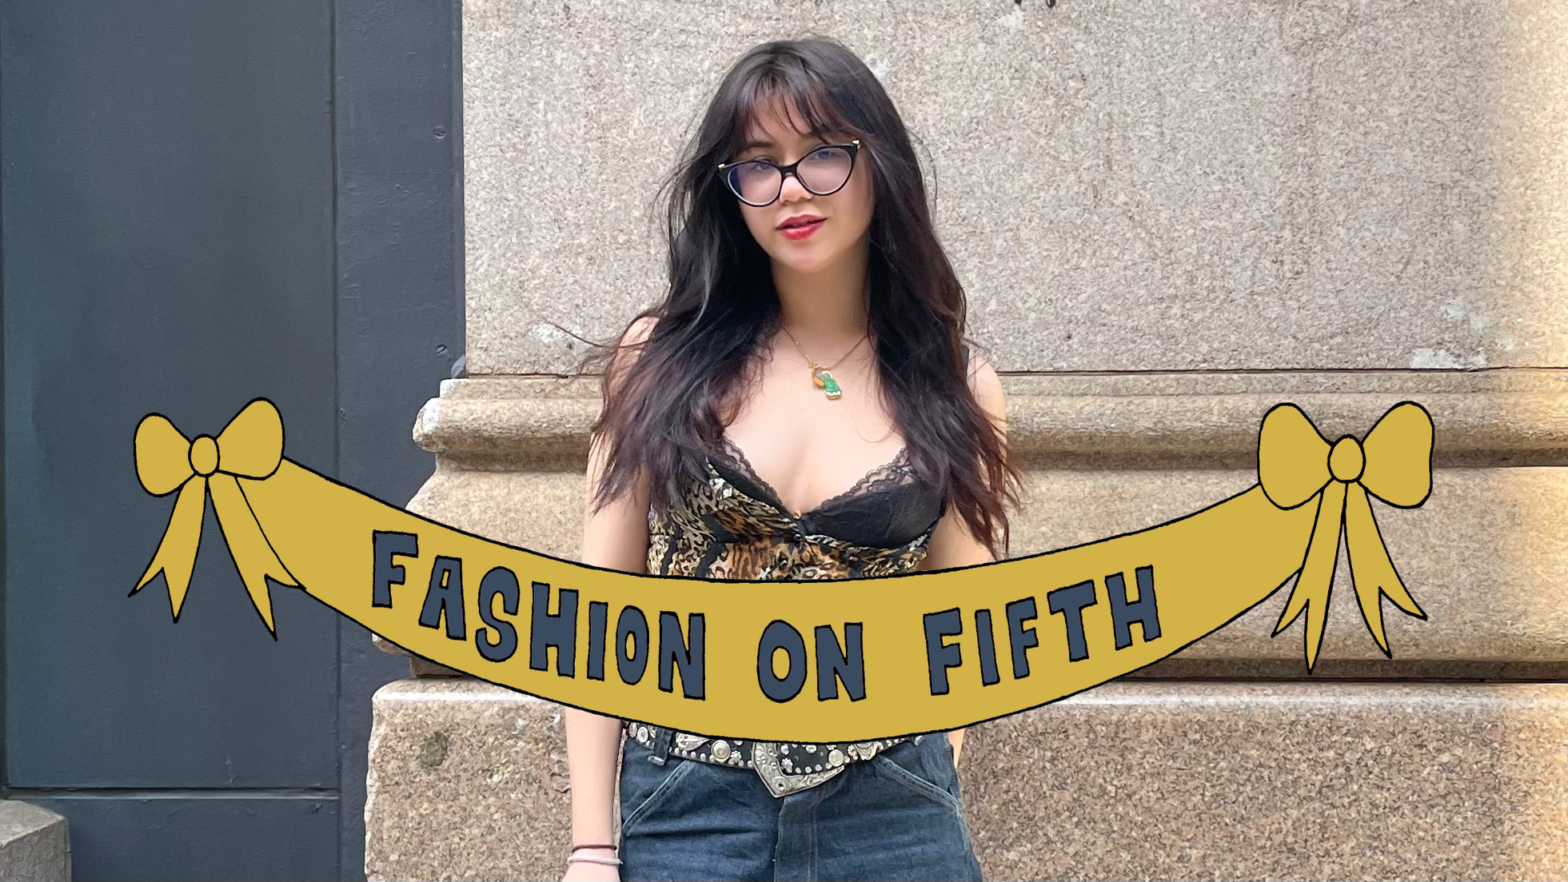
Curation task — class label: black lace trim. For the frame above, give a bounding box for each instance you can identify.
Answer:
[714,436,915,518]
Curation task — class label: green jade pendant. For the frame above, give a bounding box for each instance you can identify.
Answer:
[811,367,843,400]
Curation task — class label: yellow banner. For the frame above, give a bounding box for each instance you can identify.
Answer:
[129,399,1433,743]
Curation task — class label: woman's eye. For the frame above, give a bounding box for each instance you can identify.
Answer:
[734,163,772,183]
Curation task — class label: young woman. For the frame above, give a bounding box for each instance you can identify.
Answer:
[563,36,1021,882]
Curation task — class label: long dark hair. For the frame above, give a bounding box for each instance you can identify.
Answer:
[578,36,1023,558]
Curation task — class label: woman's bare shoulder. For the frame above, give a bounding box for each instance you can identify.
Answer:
[605,315,662,398]
[965,347,1005,423]
[622,314,660,347]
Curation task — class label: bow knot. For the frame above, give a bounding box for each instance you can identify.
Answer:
[131,398,296,635]
[188,435,220,476]
[1257,402,1433,671]
[1327,436,1364,483]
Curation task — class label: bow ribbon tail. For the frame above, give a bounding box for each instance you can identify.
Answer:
[131,475,209,621]
[1343,482,1428,654]
[207,472,300,637]
[1273,481,1347,672]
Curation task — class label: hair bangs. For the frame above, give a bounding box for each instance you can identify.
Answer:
[728,65,862,158]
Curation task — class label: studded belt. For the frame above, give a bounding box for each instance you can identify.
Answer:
[625,721,918,798]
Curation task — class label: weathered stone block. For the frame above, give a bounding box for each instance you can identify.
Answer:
[364,680,1568,881]
[0,800,70,882]
[365,681,572,882]
[963,681,1567,882]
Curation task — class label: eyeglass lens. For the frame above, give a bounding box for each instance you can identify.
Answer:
[727,147,854,205]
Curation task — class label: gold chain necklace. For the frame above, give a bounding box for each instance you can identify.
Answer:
[780,327,867,400]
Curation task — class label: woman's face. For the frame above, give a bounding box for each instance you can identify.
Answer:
[729,98,874,276]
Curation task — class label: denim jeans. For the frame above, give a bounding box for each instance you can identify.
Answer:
[617,732,984,881]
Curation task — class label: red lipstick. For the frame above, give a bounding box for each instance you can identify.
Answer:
[778,214,825,240]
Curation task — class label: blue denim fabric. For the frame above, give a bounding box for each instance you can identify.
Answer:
[617,733,983,881]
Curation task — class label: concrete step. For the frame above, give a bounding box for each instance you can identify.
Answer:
[0,800,70,882]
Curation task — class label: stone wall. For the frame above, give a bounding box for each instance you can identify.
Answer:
[463,0,1564,376]
[365,2,1568,879]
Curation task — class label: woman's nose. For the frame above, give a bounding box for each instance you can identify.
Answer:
[779,169,812,201]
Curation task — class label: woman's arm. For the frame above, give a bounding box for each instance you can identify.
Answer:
[916,350,1008,767]
[563,318,658,880]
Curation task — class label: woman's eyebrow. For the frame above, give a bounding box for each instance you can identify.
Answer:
[737,131,833,153]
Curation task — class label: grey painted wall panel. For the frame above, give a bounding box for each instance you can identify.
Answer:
[1,2,340,789]
[332,0,463,877]
[20,795,339,882]
[2,0,464,877]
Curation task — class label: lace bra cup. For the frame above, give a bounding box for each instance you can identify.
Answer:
[708,438,945,549]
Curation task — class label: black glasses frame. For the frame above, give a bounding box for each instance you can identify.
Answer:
[717,140,862,207]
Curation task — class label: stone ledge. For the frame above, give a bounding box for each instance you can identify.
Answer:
[363,679,1567,882]
[0,800,70,882]
[375,467,1568,679]
[413,372,1567,470]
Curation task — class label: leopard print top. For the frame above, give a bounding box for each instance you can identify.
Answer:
[645,436,947,580]
[626,436,949,766]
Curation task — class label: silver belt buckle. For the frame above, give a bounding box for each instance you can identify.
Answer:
[750,741,846,798]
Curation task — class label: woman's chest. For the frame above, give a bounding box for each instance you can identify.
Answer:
[718,359,907,519]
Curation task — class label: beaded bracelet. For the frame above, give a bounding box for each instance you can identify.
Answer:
[567,853,623,866]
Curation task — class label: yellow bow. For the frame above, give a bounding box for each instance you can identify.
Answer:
[131,398,298,635]
[1258,402,1433,671]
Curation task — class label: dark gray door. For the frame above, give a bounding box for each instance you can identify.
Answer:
[1,2,461,879]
